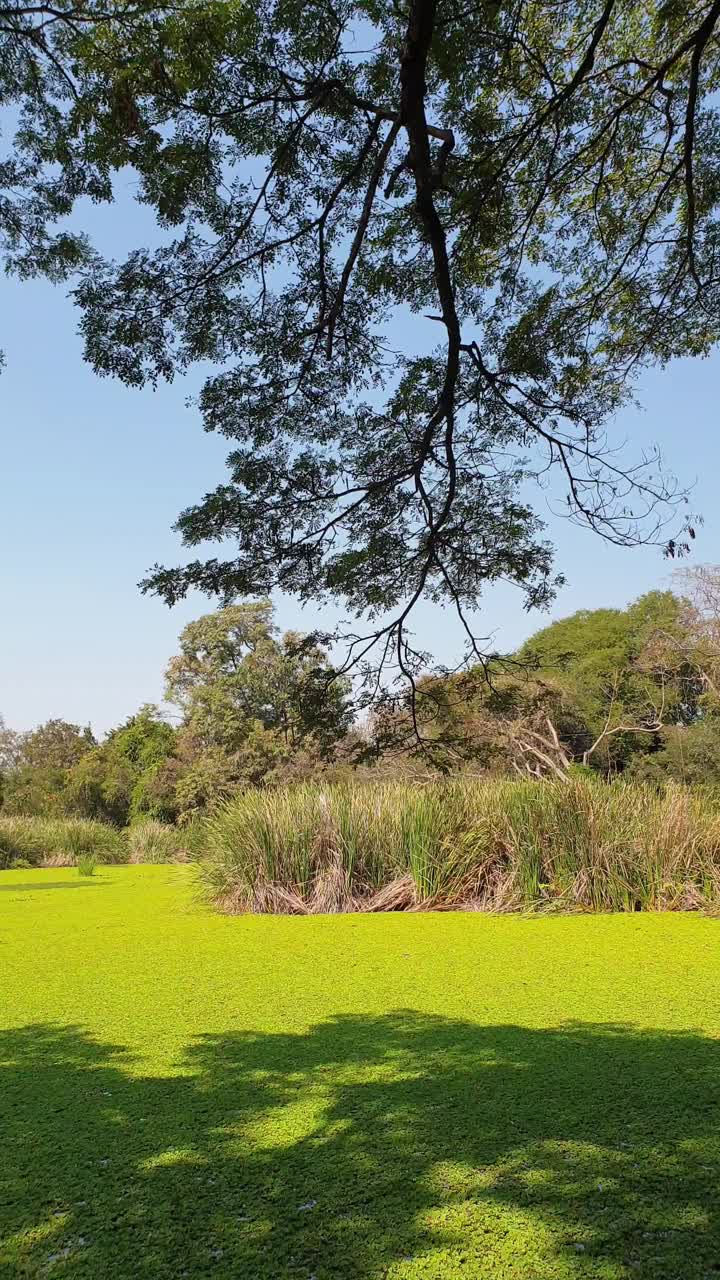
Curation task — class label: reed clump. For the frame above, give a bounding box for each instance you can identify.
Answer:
[201,778,720,914]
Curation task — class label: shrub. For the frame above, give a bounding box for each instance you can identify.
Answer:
[199,779,720,915]
[77,855,97,877]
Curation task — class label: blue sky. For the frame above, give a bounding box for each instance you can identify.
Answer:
[1,187,719,734]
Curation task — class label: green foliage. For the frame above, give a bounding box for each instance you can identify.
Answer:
[51,0,713,678]
[0,720,97,816]
[107,705,178,821]
[1,765,73,817]
[66,706,177,825]
[566,762,596,781]
[165,602,351,755]
[106,706,176,772]
[0,3,194,286]
[65,748,136,825]
[628,719,720,786]
[200,777,720,915]
[516,591,694,764]
[0,709,177,826]
[0,715,22,774]
[77,854,97,877]
[163,603,351,818]
[393,590,705,776]
[19,719,96,770]
[170,742,237,820]
[2,867,720,1278]
[0,604,349,824]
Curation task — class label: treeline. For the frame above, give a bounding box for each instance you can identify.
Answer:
[390,568,720,786]
[0,602,353,825]
[3,568,720,826]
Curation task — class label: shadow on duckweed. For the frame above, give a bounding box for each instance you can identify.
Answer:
[1,1015,719,1278]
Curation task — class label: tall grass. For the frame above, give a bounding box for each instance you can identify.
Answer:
[201,778,720,914]
[126,819,191,865]
[0,816,195,869]
[0,816,125,868]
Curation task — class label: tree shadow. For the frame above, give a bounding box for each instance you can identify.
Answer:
[2,1016,719,1278]
[0,882,105,892]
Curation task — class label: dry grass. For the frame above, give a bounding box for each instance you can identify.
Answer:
[0,816,194,870]
[201,778,720,914]
[0,816,125,868]
[126,819,190,864]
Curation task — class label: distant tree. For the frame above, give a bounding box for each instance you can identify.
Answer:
[663,565,720,705]
[169,741,239,821]
[374,591,702,776]
[165,602,351,754]
[161,602,352,816]
[618,566,720,785]
[66,705,176,824]
[515,592,698,772]
[628,720,720,787]
[19,718,96,770]
[0,608,351,822]
[104,704,175,771]
[1,766,70,816]
[0,715,22,773]
[0,717,95,815]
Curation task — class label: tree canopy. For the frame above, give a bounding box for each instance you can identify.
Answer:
[2,1,720,693]
[375,588,711,776]
[164,601,350,753]
[1,2,135,280]
[514,590,700,770]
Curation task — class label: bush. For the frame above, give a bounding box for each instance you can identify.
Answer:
[0,816,125,868]
[200,778,720,915]
[77,855,97,877]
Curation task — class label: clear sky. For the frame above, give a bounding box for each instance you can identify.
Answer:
[1,184,719,734]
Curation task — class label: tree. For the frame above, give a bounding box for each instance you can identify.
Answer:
[54,0,718,698]
[665,565,720,704]
[165,601,351,752]
[0,715,22,774]
[1,764,71,815]
[66,705,176,824]
[621,565,720,785]
[161,602,352,815]
[0,1,184,287]
[66,748,138,824]
[19,718,96,770]
[0,608,349,821]
[372,591,702,776]
[0,718,95,815]
[627,719,720,786]
[514,591,700,772]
